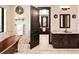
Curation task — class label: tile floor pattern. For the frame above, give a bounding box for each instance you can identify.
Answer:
[15,35,79,54]
[14,44,79,54]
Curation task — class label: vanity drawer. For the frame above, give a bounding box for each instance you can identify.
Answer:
[52,34,64,48]
[52,39,63,48]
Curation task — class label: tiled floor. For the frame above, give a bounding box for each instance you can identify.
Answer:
[15,44,79,54]
[15,35,79,54]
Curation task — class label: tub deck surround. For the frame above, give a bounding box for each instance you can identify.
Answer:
[0,35,21,54]
[0,32,16,42]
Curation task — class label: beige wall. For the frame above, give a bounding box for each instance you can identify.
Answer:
[0,5,15,41]
[34,5,78,33]
[0,5,79,44]
[13,5,31,44]
[9,5,31,44]
[0,5,31,44]
[51,5,78,33]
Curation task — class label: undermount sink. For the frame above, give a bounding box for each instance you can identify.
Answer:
[52,31,79,34]
[52,29,79,34]
[63,31,72,34]
[52,30,74,34]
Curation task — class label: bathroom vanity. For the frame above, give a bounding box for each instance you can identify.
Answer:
[51,32,79,48]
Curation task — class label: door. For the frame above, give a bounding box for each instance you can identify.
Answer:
[30,6,40,49]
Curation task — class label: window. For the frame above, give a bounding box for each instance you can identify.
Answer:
[0,8,6,33]
[15,19,24,35]
[0,8,4,32]
[60,14,70,28]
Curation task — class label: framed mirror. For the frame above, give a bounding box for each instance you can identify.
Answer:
[60,14,70,28]
[41,16,48,27]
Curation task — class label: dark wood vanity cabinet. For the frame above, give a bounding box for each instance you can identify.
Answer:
[52,34,79,48]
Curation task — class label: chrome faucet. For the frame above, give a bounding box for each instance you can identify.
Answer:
[64,28,68,32]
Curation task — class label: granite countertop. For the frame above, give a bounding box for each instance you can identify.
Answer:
[52,31,79,34]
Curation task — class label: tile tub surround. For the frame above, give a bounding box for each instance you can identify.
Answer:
[17,44,30,54]
[16,35,30,53]
[18,35,28,44]
[0,32,16,42]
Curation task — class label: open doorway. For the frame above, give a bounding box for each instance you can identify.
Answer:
[38,7,51,49]
[30,6,51,49]
[38,7,51,43]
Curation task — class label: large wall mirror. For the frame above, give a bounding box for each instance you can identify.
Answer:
[60,14,70,28]
[39,7,50,34]
[39,9,49,28]
[41,16,48,27]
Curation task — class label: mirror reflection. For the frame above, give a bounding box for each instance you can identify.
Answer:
[60,14,70,28]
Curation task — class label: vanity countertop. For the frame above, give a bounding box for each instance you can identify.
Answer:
[52,31,79,34]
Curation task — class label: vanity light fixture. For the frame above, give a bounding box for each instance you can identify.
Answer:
[62,8,70,10]
[59,6,70,10]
